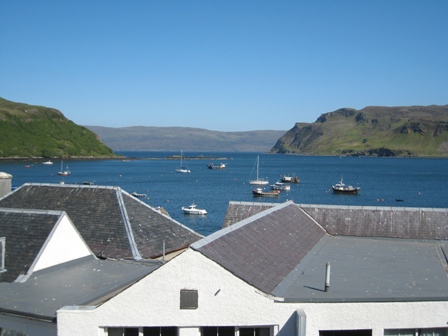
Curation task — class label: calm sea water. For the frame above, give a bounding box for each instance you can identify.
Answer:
[1,151,448,236]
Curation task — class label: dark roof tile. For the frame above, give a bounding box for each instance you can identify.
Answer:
[192,202,327,293]
[0,208,62,282]
[224,202,448,240]
[0,184,202,260]
[222,201,277,228]
[301,204,448,240]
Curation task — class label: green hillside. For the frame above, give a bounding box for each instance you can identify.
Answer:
[0,98,116,158]
[270,105,448,157]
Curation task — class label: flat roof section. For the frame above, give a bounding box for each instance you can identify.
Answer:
[274,236,448,302]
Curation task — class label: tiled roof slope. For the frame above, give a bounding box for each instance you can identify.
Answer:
[222,201,277,228]
[0,184,202,260]
[301,204,448,240]
[0,208,62,282]
[224,202,448,240]
[122,194,202,258]
[192,201,327,293]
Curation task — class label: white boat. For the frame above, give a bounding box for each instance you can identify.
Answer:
[176,150,191,173]
[249,155,269,185]
[271,181,291,191]
[58,161,71,176]
[332,176,360,195]
[281,175,300,183]
[42,160,53,165]
[182,203,207,215]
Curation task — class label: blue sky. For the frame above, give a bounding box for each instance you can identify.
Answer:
[1,1,447,132]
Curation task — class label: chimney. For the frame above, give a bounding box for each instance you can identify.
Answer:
[0,172,13,198]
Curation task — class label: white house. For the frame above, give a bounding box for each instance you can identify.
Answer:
[57,201,448,336]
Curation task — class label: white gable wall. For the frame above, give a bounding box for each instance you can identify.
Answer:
[32,213,92,273]
[57,249,448,336]
[58,249,282,335]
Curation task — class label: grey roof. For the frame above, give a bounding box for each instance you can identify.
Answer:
[0,183,202,260]
[0,208,63,282]
[222,201,277,228]
[224,201,448,240]
[273,236,448,302]
[196,201,448,302]
[192,201,327,293]
[301,204,448,240]
[0,256,161,321]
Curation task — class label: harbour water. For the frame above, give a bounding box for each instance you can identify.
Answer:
[1,151,448,236]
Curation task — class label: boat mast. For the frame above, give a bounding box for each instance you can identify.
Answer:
[256,155,259,181]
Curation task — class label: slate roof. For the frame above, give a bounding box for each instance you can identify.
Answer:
[224,201,448,240]
[0,208,63,282]
[199,201,448,302]
[222,201,277,228]
[192,201,327,293]
[0,183,202,260]
[301,204,448,240]
[0,256,161,321]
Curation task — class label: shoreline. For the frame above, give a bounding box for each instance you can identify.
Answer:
[1,152,447,162]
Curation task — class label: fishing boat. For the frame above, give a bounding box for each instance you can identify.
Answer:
[332,176,360,194]
[249,155,269,185]
[207,163,226,170]
[58,161,71,176]
[252,187,280,197]
[176,150,191,173]
[271,181,291,191]
[281,175,300,183]
[182,203,207,215]
[131,191,147,198]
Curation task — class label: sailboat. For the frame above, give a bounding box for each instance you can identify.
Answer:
[58,161,71,176]
[249,155,268,185]
[176,150,191,173]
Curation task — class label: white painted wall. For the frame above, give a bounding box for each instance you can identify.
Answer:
[0,172,12,198]
[57,249,448,336]
[33,213,92,272]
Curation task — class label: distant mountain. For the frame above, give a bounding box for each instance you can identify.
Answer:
[85,126,286,152]
[5,96,446,158]
[0,98,116,158]
[270,105,448,157]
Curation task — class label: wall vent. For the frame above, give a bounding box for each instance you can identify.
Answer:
[180,289,198,309]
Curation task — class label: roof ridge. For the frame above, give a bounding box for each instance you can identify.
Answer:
[299,203,448,212]
[0,207,64,216]
[116,189,142,260]
[23,182,121,191]
[228,200,280,207]
[192,201,295,250]
[297,204,328,234]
